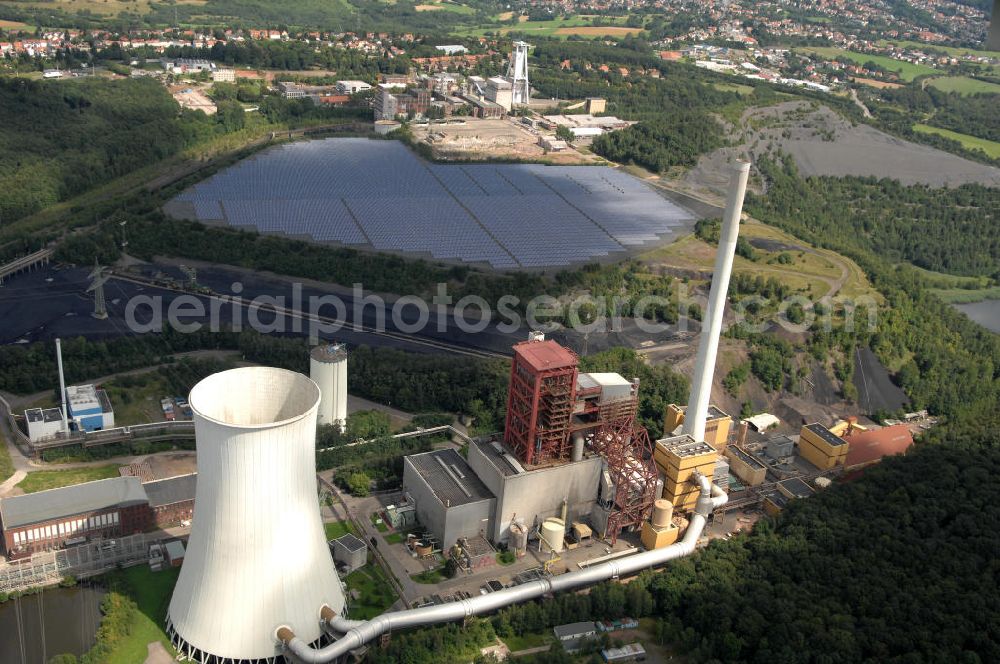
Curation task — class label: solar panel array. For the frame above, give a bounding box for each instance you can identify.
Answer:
[172,138,695,269]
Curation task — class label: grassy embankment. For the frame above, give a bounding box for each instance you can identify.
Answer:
[912,124,1000,159]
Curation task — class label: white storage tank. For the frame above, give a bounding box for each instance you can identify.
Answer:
[540,517,566,553]
[310,343,348,431]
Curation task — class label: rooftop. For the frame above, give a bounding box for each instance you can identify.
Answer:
[333,532,367,553]
[728,446,767,470]
[762,490,789,509]
[778,477,815,499]
[408,449,494,507]
[66,384,101,413]
[676,403,730,421]
[143,473,197,507]
[553,621,596,639]
[472,438,525,477]
[805,423,847,448]
[657,434,716,459]
[514,339,577,372]
[26,407,63,424]
[310,343,347,363]
[844,424,914,467]
[0,477,147,529]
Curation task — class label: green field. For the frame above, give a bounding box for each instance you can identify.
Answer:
[502,631,553,652]
[926,75,1000,95]
[885,40,1000,61]
[323,519,359,541]
[415,1,474,14]
[929,285,1000,303]
[0,433,13,484]
[799,47,938,81]
[460,14,641,39]
[103,565,180,664]
[913,123,1000,159]
[344,564,398,619]
[17,465,120,493]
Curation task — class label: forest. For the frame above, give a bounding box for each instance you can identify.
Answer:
[0,77,212,222]
[873,84,1000,145]
[752,156,1000,279]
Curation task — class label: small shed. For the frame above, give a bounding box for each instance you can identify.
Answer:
[331,533,367,573]
[164,540,186,567]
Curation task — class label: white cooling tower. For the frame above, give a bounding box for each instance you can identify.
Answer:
[167,367,345,663]
[310,344,348,432]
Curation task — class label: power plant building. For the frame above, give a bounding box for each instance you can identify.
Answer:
[798,423,849,470]
[485,77,513,111]
[66,384,114,432]
[331,533,367,573]
[24,407,64,442]
[467,437,603,546]
[663,403,733,451]
[144,473,197,528]
[405,333,659,548]
[0,477,149,558]
[725,446,767,486]
[654,435,718,510]
[403,448,495,548]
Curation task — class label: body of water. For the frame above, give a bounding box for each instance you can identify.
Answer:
[0,584,105,663]
[954,299,1000,334]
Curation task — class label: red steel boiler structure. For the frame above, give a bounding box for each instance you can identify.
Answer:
[504,336,658,542]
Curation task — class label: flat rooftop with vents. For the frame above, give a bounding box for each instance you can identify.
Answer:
[403,449,496,548]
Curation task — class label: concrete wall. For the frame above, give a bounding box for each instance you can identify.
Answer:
[468,444,602,544]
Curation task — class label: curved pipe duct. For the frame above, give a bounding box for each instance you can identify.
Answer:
[278,473,727,663]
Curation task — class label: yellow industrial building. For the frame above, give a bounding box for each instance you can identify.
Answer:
[798,423,848,470]
[724,446,767,486]
[663,404,733,452]
[653,435,717,511]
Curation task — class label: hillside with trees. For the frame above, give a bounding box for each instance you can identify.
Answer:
[752,155,1000,279]
[0,77,203,222]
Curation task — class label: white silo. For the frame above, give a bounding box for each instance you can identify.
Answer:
[167,367,345,663]
[310,344,348,432]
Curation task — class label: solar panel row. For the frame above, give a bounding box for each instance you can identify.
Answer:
[173,138,695,269]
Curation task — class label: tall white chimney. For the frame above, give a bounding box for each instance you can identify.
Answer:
[683,162,751,443]
[55,338,68,432]
[167,367,345,662]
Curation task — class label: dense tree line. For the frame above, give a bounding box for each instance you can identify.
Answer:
[650,442,1000,661]
[116,212,550,308]
[591,114,726,172]
[347,346,510,430]
[0,77,212,222]
[875,85,1000,144]
[753,155,1000,279]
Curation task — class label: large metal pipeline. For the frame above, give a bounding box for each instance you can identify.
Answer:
[277,473,727,663]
